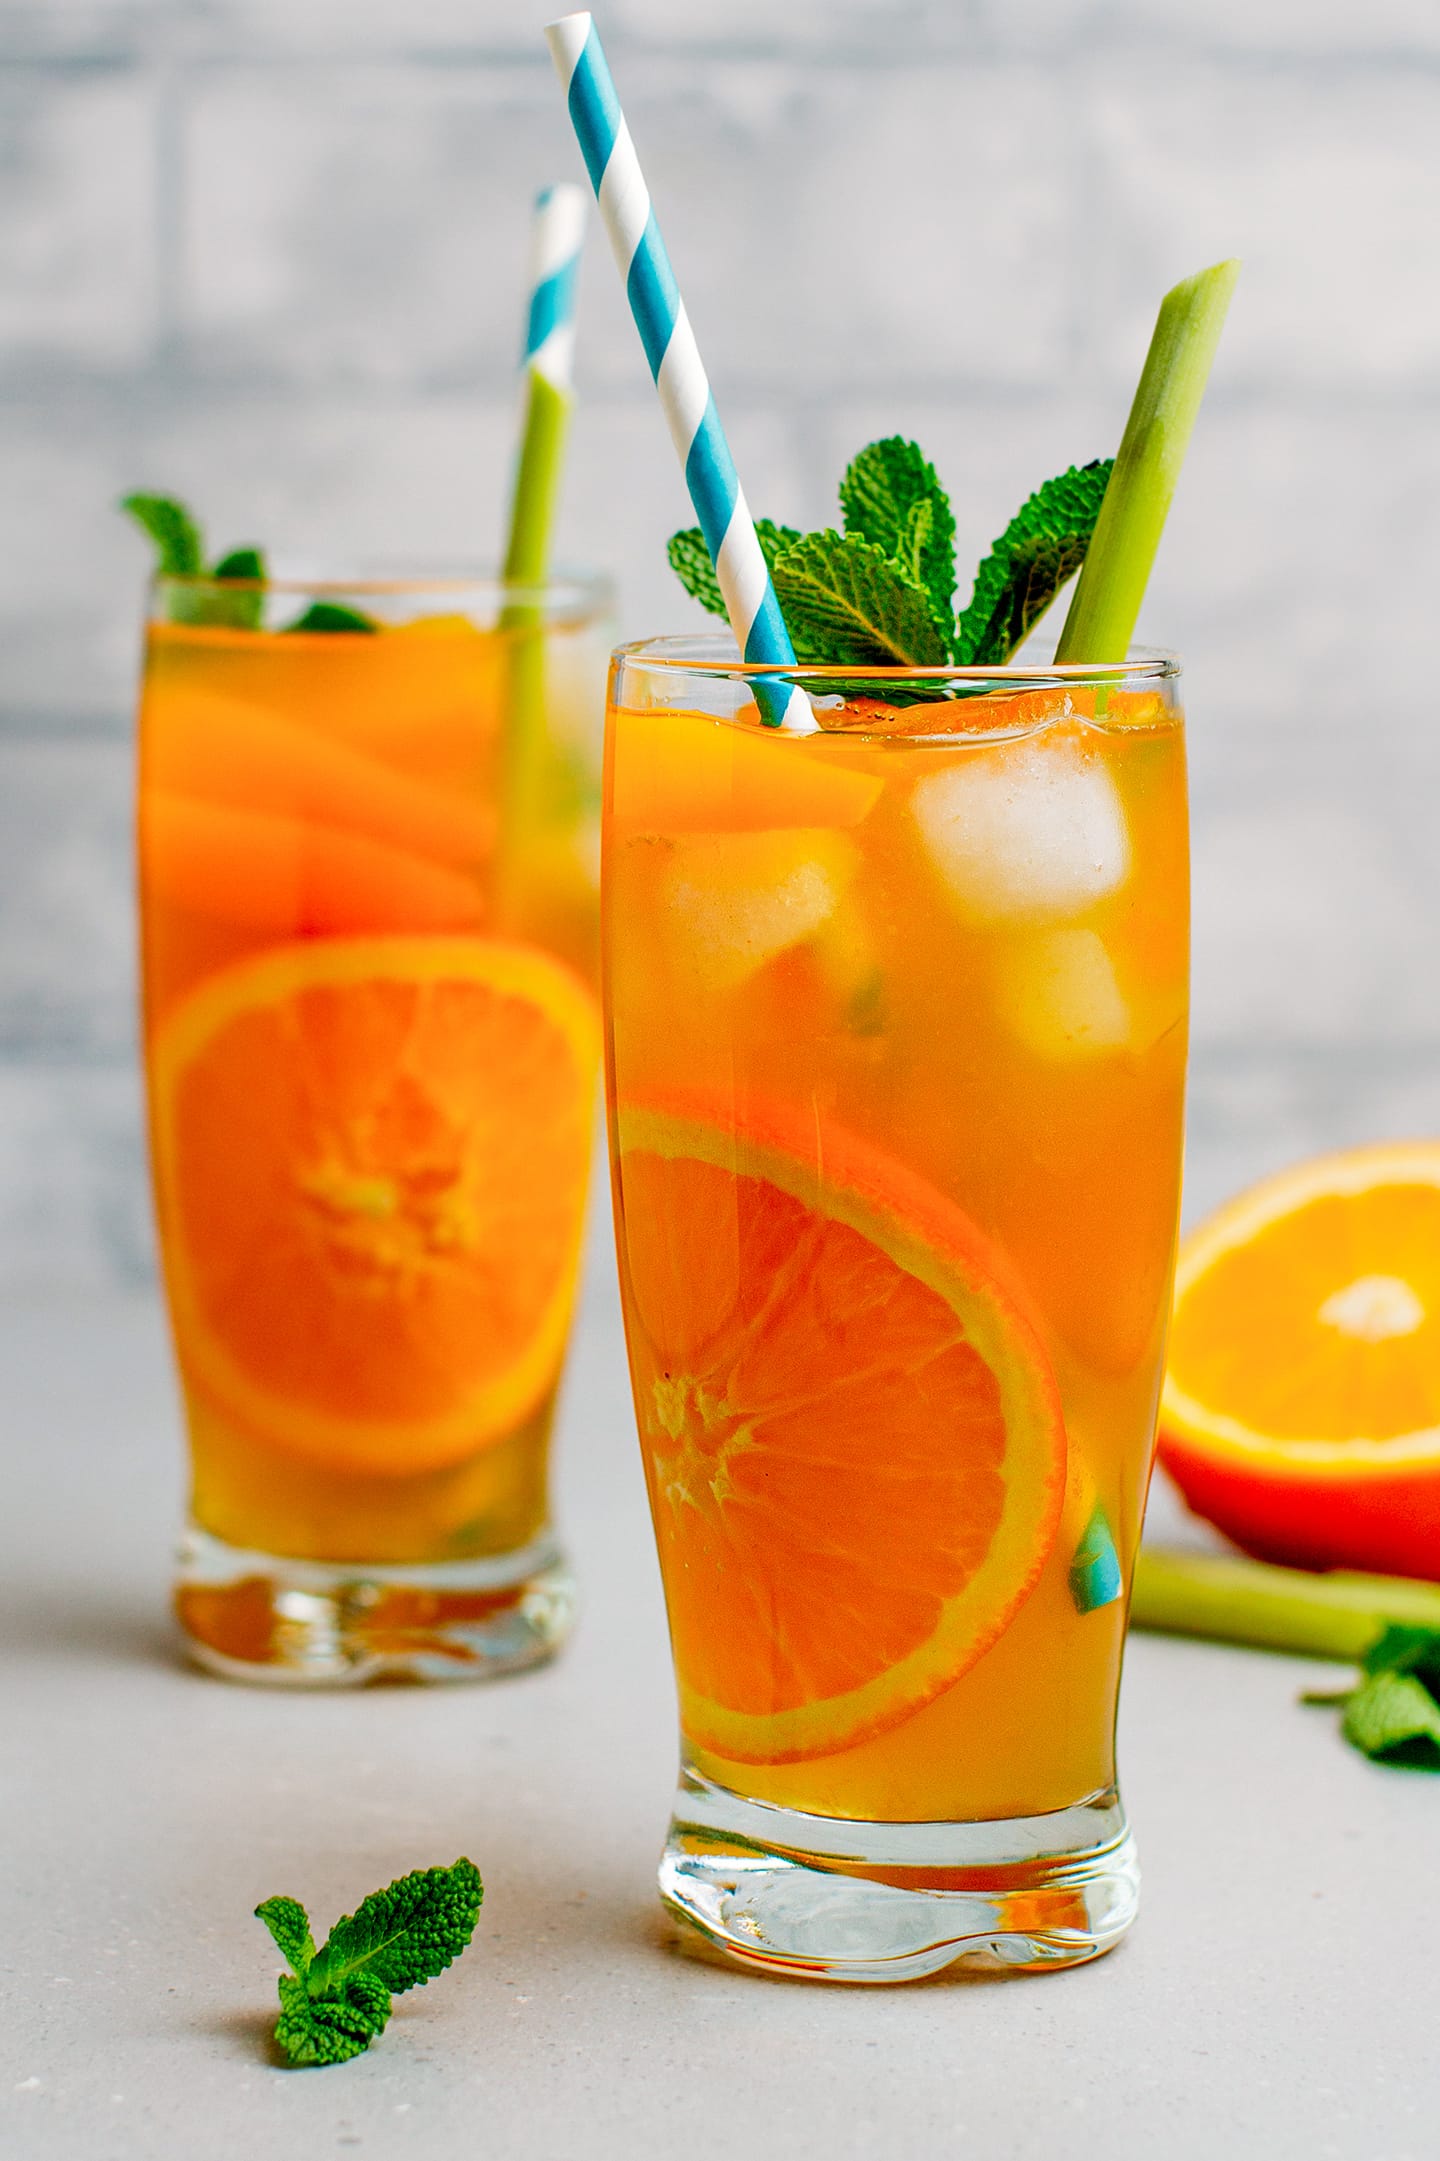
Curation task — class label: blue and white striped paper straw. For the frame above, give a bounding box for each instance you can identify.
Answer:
[522,182,586,391]
[545,11,814,731]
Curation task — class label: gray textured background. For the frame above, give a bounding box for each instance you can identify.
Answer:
[3,0,1440,1288]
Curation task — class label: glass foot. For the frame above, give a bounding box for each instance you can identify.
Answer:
[173,1523,575,1686]
[659,1769,1139,1983]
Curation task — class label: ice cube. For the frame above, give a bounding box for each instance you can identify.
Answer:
[1000,929,1132,1060]
[663,829,857,988]
[911,734,1129,924]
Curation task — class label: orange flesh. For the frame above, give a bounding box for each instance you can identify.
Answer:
[1160,1150,1440,1578]
[139,617,603,1562]
[605,690,1188,1820]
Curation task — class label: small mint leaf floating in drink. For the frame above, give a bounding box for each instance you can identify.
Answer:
[772,531,950,667]
[668,519,801,621]
[954,461,1114,666]
[1312,1627,1440,1769]
[839,436,956,632]
[257,1859,483,2068]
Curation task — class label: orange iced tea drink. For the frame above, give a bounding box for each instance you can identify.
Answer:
[138,574,610,1682]
[604,641,1187,1976]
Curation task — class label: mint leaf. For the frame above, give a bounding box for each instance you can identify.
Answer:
[120,495,268,628]
[120,493,205,576]
[285,601,378,635]
[771,531,950,667]
[202,546,266,632]
[305,1860,483,2000]
[212,546,265,582]
[274,1973,390,2069]
[666,520,801,622]
[1305,1624,1440,1769]
[954,460,1113,666]
[255,1895,315,1979]
[1341,1670,1440,1766]
[839,437,955,626]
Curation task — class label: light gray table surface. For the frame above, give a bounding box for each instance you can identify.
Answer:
[3,1269,1437,2161]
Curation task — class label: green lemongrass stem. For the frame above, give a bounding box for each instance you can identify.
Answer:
[1056,259,1240,666]
[497,370,574,923]
[1131,1547,1440,1663]
[502,370,573,590]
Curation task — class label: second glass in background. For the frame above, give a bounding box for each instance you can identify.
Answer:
[139,569,612,1683]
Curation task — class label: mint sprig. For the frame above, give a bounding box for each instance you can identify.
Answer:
[120,492,377,634]
[1306,1627,1440,1769]
[256,1858,484,2068]
[666,439,1112,677]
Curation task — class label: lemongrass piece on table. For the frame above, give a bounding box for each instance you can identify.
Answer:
[1057,259,1239,666]
[1131,1547,1440,1663]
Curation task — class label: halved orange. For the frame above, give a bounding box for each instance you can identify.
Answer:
[152,934,599,1474]
[1160,1143,1440,1578]
[614,1095,1067,1763]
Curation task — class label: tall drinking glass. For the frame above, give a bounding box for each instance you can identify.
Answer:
[138,569,612,1683]
[604,638,1188,1980]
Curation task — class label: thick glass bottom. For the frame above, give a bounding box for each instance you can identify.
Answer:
[659,1768,1139,1983]
[173,1523,575,1686]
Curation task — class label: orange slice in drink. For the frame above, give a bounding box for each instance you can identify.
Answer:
[152,935,599,1475]
[1160,1144,1440,1579]
[615,1097,1067,1763]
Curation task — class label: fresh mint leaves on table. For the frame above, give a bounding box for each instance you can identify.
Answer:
[256,1858,484,2068]
[666,437,1113,680]
[1305,1627,1440,1769]
[119,492,376,634]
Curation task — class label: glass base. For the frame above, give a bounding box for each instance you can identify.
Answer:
[659,1768,1139,1983]
[173,1523,575,1686]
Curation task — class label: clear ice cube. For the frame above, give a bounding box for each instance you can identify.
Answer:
[911,735,1129,924]
[663,830,856,988]
[1000,928,1132,1060]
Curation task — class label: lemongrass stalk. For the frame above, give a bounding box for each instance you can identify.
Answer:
[503,370,573,590]
[1131,1548,1440,1663]
[496,185,584,924]
[1057,259,1240,665]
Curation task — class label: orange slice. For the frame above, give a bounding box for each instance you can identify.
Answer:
[1160,1144,1440,1578]
[610,706,882,833]
[153,934,599,1475]
[615,1096,1067,1762]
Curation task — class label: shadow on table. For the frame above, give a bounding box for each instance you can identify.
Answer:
[0,1584,177,1671]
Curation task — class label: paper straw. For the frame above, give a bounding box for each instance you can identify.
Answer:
[545,11,814,732]
[504,184,586,586]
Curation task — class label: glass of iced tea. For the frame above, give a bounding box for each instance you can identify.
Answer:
[604,637,1188,1980]
[138,568,612,1683]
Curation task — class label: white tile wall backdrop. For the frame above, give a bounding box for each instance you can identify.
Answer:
[1,0,1438,1286]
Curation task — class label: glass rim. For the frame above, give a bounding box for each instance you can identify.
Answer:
[612,633,1180,684]
[149,564,614,612]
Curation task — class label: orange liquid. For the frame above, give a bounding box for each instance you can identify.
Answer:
[139,615,602,1564]
[605,686,1187,1822]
